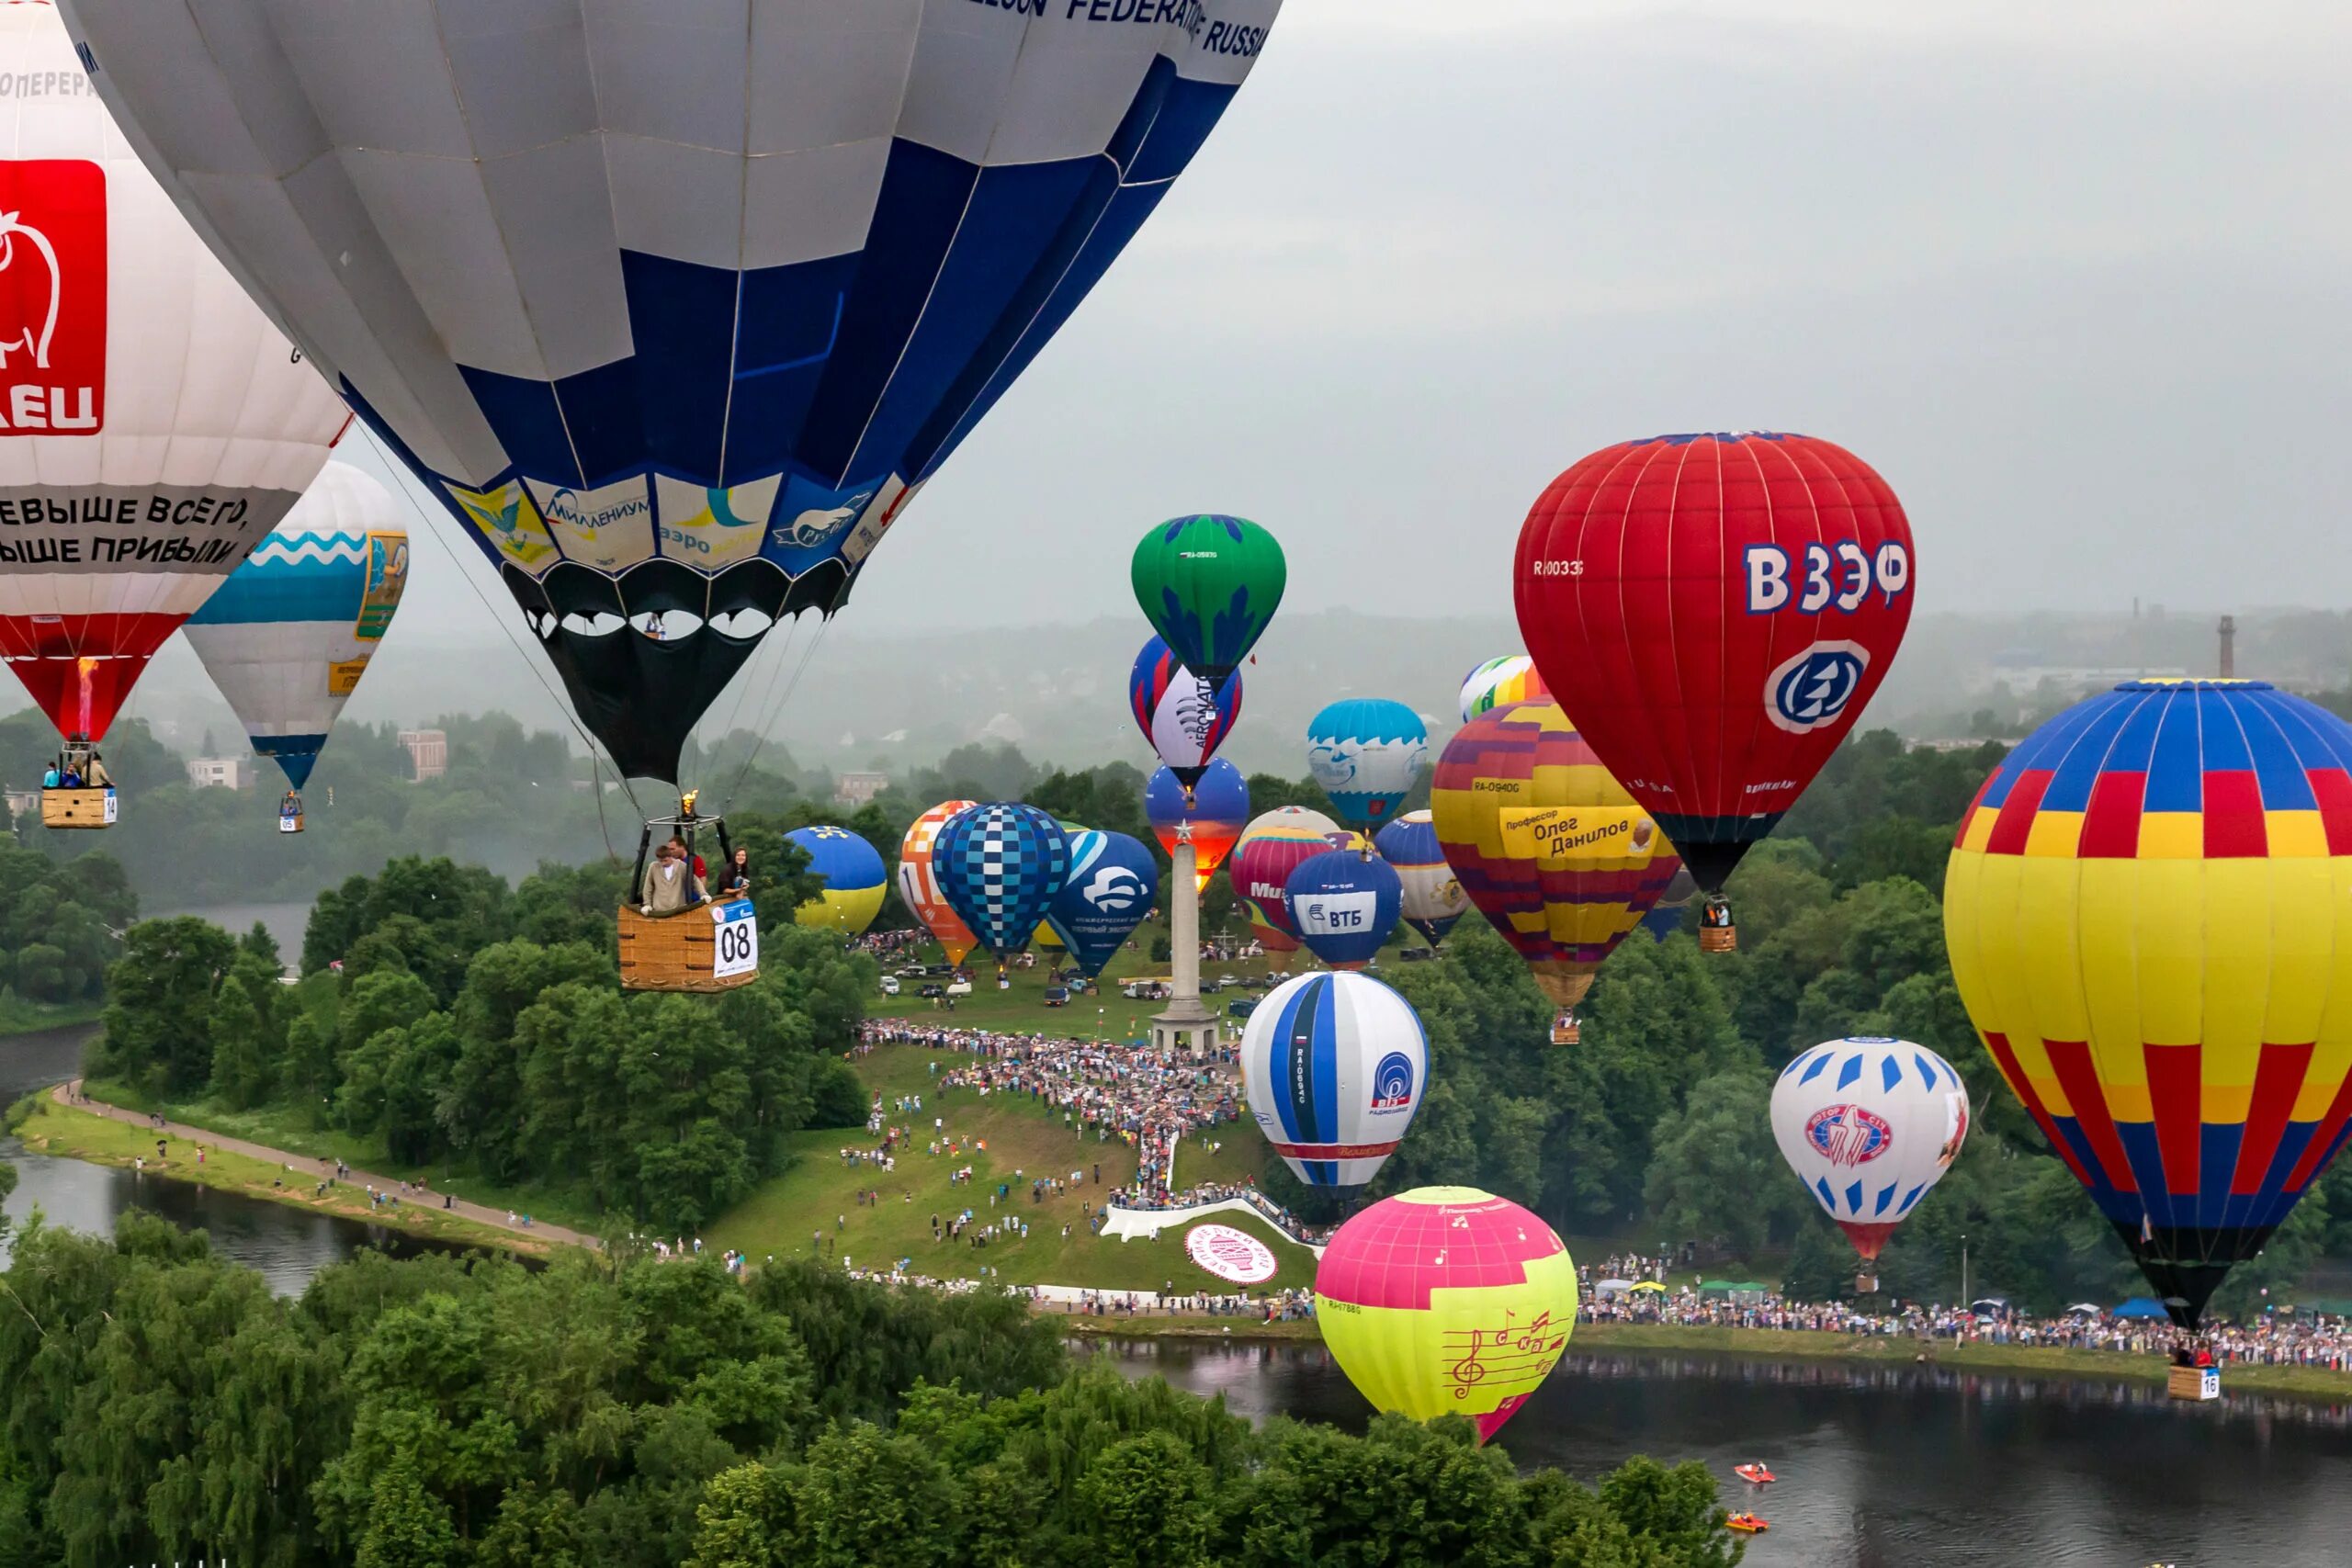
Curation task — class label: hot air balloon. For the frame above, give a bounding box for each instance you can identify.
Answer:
[1430,702,1682,1043]
[1046,830,1159,980]
[180,465,409,832]
[1375,811,1469,948]
[784,826,887,939]
[1306,698,1430,833]
[0,2,350,829]
[1945,678,2352,1329]
[933,803,1070,976]
[1460,656,1547,725]
[1131,514,1286,684]
[899,800,980,970]
[1147,762,1249,894]
[63,4,1286,791]
[1130,635,1240,792]
[1240,972,1428,1187]
[1286,850,1401,970]
[1514,433,1915,945]
[1772,1037,1971,1291]
[1231,806,1353,954]
[1314,1187,1576,1442]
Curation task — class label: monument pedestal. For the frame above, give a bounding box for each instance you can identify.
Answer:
[1151,836,1220,1059]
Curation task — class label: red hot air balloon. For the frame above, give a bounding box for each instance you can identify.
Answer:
[1513,433,1914,939]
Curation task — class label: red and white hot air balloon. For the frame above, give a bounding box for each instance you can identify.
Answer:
[0,1,348,774]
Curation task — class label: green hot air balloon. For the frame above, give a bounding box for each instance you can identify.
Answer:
[1131,515,1286,682]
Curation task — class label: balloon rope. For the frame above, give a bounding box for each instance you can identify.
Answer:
[352,425,641,848]
[721,613,831,815]
[695,607,801,795]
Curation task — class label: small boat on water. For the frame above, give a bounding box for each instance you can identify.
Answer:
[1727,1512,1770,1534]
[1734,1463,1776,1484]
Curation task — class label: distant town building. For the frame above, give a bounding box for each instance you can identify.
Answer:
[833,771,890,808]
[3,787,39,821]
[398,728,448,782]
[186,757,251,790]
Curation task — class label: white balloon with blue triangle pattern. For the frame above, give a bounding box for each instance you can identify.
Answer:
[1770,1036,1972,1263]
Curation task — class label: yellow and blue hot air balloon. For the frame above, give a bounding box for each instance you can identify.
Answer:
[180,465,410,798]
[785,826,887,939]
[1945,679,2352,1328]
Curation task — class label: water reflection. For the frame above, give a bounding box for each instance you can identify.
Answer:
[1087,1337,2351,1568]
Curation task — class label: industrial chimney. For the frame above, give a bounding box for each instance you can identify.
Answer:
[2218,615,2236,679]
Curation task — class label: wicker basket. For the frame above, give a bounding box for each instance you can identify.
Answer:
[616,903,757,992]
[40,788,117,829]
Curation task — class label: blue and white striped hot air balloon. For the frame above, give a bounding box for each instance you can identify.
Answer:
[1241,971,1429,1188]
[1770,1037,1972,1267]
[1306,698,1430,833]
[933,803,1072,967]
[181,465,410,793]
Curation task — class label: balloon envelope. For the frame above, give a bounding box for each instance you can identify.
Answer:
[180,466,408,791]
[933,803,1071,964]
[0,3,349,745]
[1460,656,1547,725]
[1131,635,1239,787]
[1514,433,1915,891]
[1945,678,2352,1328]
[1314,1187,1576,1442]
[1285,849,1401,970]
[1430,702,1681,1008]
[1240,972,1428,1188]
[1046,830,1159,979]
[1147,761,1249,892]
[1231,806,1350,953]
[1131,514,1286,680]
[1375,811,1469,946]
[899,800,979,969]
[65,5,1286,781]
[1306,697,1429,831]
[1771,1037,1971,1260]
[785,825,888,938]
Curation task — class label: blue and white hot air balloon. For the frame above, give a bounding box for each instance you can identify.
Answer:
[1285,849,1401,970]
[181,465,410,799]
[933,804,1072,968]
[1374,810,1468,949]
[1241,972,1429,1188]
[1770,1037,1972,1270]
[1046,830,1159,979]
[63,3,1289,786]
[1306,698,1430,832]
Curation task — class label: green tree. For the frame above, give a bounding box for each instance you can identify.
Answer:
[1645,1069,1801,1258]
[93,917,238,1095]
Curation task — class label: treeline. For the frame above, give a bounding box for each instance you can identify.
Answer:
[0,842,130,1010]
[85,855,876,1231]
[0,1225,1736,1568]
[1271,732,2351,1319]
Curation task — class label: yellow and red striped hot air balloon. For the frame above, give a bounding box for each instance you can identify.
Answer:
[899,801,979,970]
[1430,702,1682,1016]
[1945,679,2352,1328]
[1314,1187,1577,1442]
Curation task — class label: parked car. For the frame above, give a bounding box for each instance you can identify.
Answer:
[1226,998,1258,1021]
[1397,947,1432,963]
[945,979,973,997]
[1217,975,1239,987]
[878,976,901,996]
[918,984,945,998]
[1043,986,1070,1007]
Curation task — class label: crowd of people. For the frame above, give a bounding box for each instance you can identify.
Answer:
[1580,1283,2352,1369]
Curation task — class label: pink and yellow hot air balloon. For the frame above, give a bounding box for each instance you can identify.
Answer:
[1430,702,1682,1032]
[899,801,979,970]
[1314,1187,1577,1442]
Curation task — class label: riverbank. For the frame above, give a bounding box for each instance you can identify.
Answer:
[0,997,102,1040]
[14,1085,579,1259]
[1062,1314,2352,1401]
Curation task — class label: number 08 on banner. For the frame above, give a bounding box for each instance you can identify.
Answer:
[710,900,759,981]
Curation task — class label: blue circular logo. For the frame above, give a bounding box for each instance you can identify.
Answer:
[1768,643,1868,734]
[1370,1050,1416,1110]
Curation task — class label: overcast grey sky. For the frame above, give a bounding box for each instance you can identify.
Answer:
[368,0,2352,645]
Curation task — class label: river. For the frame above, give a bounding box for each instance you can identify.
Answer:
[1087,1337,2349,1565]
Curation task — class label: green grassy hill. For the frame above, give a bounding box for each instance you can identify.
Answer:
[706,1040,1319,1295]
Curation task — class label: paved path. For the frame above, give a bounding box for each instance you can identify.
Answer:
[48,1078,597,1251]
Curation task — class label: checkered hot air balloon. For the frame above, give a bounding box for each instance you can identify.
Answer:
[1945,679,2352,1329]
[1770,1037,1970,1263]
[932,803,1071,966]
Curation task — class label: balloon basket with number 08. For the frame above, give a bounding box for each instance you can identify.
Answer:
[617,903,758,993]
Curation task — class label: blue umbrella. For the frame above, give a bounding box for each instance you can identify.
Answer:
[2112,1297,2172,1320]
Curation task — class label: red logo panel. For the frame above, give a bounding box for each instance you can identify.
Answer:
[0,159,107,436]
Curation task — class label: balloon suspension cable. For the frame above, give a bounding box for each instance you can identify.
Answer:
[356,424,642,850]
[698,606,801,786]
[719,611,832,816]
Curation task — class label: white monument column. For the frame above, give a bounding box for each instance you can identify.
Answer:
[1150,824,1219,1058]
